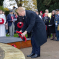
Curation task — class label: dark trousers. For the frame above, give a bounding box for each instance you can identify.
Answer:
[55,27,59,40]
[31,35,40,55]
[8,26,9,33]
[47,26,51,38]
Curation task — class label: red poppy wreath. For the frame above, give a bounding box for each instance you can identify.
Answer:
[16,31,27,42]
[0,18,4,24]
[17,22,24,28]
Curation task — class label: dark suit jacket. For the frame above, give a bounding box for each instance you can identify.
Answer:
[50,15,55,25]
[49,15,55,33]
[7,14,16,26]
[43,16,50,26]
[17,16,24,23]
[21,10,47,47]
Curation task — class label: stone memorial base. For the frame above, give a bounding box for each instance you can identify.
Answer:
[0,47,5,59]
[0,43,25,59]
[0,37,32,49]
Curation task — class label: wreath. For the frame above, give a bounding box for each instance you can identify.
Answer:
[0,18,4,24]
[17,22,24,28]
[16,31,27,42]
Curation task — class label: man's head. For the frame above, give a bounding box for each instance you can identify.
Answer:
[52,10,55,15]
[10,10,13,14]
[45,9,49,13]
[35,9,39,15]
[45,13,48,17]
[57,9,59,14]
[2,11,5,14]
[40,11,42,16]
[0,10,2,14]
[55,9,59,15]
[16,7,25,16]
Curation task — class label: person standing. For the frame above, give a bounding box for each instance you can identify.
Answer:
[54,9,59,41]
[43,9,49,17]
[14,12,18,33]
[39,11,43,19]
[7,10,16,37]
[0,10,6,37]
[49,10,56,40]
[17,7,47,58]
[43,13,50,38]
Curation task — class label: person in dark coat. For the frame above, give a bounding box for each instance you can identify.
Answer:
[17,16,24,31]
[54,9,59,41]
[49,10,56,40]
[17,15,31,38]
[17,7,47,58]
[43,13,51,38]
[7,10,16,37]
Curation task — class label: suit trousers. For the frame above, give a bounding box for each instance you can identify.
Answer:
[31,35,40,55]
[9,22,15,36]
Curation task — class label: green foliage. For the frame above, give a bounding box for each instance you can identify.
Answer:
[14,33,18,37]
[5,11,10,16]
[37,0,59,13]
[6,34,10,37]
[43,0,51,6]
[0,0,4,6]
[0,6,5,11]
[0,6,10,16]
[6,33,28,38]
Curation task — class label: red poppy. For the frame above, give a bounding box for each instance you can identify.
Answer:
[53,16,54,17]
[0,18,4,24]
[11,44,16,48]
[17,22,24,28]
[16,31,27,42]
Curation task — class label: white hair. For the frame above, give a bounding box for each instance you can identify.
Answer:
[45,9,49,13]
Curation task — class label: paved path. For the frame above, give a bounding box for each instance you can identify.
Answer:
[21,38,59,59]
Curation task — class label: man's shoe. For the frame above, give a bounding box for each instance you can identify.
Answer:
[53,39,56,40]
[31,54,40,58]
[51,39,53,40]
[27,53,35,57]
[54,40,59,41]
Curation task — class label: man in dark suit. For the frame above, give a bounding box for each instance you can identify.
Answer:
[17,7,47,58]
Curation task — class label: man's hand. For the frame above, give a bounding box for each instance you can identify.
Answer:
[11,20,13,22]
[20,30,22,32]
[21,31,27,37]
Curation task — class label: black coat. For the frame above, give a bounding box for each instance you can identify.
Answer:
[17,16,24,23]
[49,15,55,33]
[17,16,24,31]
[43,17,51,37]
[21,10,47,47]
[43,16,50,26]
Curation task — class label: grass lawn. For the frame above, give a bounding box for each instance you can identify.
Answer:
[6,33,28,38]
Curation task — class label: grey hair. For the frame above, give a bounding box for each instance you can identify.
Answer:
[45,9,49,13]
[52,10,56,14]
